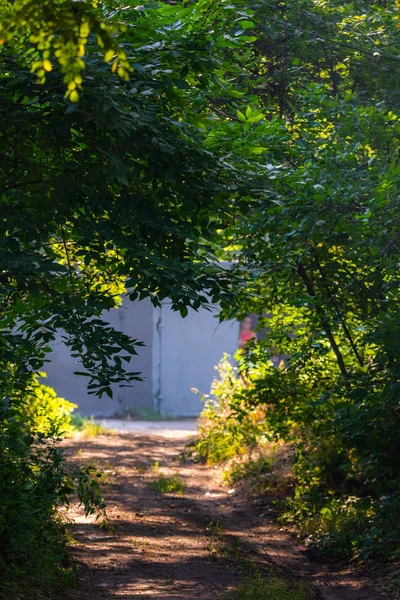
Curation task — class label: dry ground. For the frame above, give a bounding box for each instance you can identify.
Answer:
[61,430,389,600]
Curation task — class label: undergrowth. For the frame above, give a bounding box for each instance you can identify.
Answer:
[193,355,269,464]
[194,354,400,567]
[0,376,108,600]
[230,574,312,600]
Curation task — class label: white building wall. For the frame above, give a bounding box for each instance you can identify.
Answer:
[152,302,238,416]
[42,297,239,417]
[43,297,153,417]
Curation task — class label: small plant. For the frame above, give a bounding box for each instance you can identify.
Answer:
[230,574,312,600]
[205,520,225,560]
[82,461,118,486]
[130,538,150,552]
[208,519,224,536]
[149,473,185,495]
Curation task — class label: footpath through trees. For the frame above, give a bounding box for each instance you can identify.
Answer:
[62,427,387,600]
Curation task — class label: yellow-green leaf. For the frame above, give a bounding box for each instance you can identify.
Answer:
[104,49,114,62]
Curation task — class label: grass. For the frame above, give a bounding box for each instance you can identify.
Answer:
[149,473,185,494]
[230,574,313,600]
[118,406,193,421]
[70,414,114,437]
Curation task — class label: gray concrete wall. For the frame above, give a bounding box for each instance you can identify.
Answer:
[43,296,239,418]
[153,302,239,417]
[43,297,153,417]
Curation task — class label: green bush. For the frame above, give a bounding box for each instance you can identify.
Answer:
[0,375,107,600]
[194,355,270,464]
[25,374,77,435]
[196,346,400,563]
[225,455,274,485]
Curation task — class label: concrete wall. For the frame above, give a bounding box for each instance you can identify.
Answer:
[43,297,239,418]
[153,302,239,417]
[43,297,153,417]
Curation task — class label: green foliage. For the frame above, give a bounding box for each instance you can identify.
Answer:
[203,0,400,566]
[149,473,185,495]
[198,344,400,559]
[230,574,312,600]
[224,455,274,486]
[0,379,107,599]
[0,0,257,399]
[194,355,269,464]
[0,0,128,97]
[25,374,77,435]
[70,414,114,437]
[285,492,400,561]
[2,0,400,585]
[0,1,261,594]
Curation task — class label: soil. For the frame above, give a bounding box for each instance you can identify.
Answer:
[61,431,390,600]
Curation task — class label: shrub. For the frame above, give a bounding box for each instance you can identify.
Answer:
[195,348,400,564]
[0,376,107,599]
[194,355,270,464]
[25,374,77,435]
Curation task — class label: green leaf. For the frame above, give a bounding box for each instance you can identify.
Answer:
[238,20,255,29]
[247,114,264,123]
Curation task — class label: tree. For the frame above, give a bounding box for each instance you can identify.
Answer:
[0,1,258,595]
[0,0,259,396]
[209,0,400,561]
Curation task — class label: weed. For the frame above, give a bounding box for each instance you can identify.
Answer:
[208,519,224,536]
[82,460,118,485]
[205,520,225,559]
[149,473,185,494]
[137,460,160,473]
[205,540,220,559]
[130,538,150,552]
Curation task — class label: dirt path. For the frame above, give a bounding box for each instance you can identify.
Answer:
[62,431,388,600]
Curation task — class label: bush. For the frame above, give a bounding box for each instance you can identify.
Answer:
[194,355,270,464]
[25,374,77,435]
[0,375,107,599]
[195,347,400,564]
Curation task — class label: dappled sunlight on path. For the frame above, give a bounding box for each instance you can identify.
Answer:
[62,427,387,600]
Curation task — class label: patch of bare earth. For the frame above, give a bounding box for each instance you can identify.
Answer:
[61,432,389,600]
